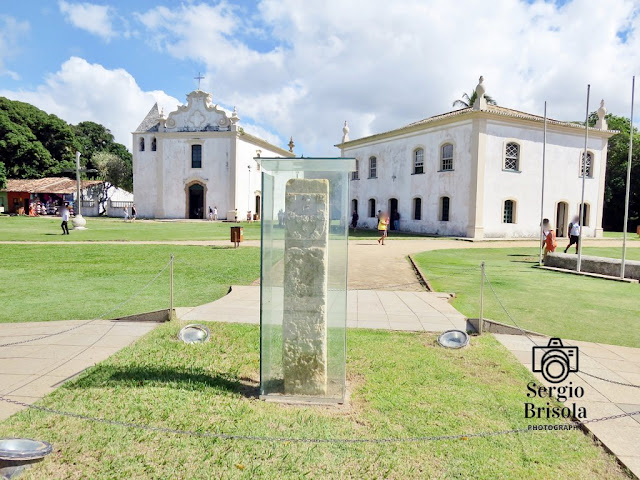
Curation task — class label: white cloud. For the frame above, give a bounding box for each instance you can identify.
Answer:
[0,57,178,151]
[132,0,640,154]
[0,15,29,79]
[58,0,116,41]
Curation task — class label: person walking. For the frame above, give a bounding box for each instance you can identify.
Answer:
[542,220,557,261]
[393,211,400,231]
[377,212,389,245]
[351,210,359,230]
[60,203,70,235]
[213,206,218,221]
[131,204,137,222]
[208,206,213,221]
[564,216,580,254]
[123,205,129,222]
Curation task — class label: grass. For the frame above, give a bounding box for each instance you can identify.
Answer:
[0,322,628,479]
[604,231,639,240]
[0,244,260,323]
[0,216,439,242]
[413,247,640,348]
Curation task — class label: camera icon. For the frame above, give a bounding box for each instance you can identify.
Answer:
[532,338,579,383]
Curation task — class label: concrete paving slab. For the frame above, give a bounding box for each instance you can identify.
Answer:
[496,333,640,478]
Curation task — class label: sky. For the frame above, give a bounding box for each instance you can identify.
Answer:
[0,0,638,155]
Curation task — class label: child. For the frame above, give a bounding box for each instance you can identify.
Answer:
[377,213,389,245]
[543,223,557,261]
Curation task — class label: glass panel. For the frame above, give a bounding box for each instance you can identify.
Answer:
[192,145,202,168]
[441,197,450,221]
[258,157,354,403]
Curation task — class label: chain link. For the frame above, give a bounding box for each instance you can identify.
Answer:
[0,259,172,348]
[0,395,636,444]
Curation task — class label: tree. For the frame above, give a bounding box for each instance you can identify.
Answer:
[0,161,6,190]
[92,152,133,215]
[452,90,497,109]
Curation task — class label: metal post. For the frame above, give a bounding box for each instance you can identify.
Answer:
[539,102,547,266]
[577,85,590,273]
[479,261,485,334]
[75,151,82,217]
[170,254,174,320]
[622,76,635,279]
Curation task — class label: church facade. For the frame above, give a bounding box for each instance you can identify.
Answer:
[337,79,616,239]
[132,90,293,220]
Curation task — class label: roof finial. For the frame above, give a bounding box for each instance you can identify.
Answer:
[194,72,205,90]
[342,120,350,143]
[288,136,295,153]
[230,106,239,124]
[596,99,608,130]
[473,76,487,111]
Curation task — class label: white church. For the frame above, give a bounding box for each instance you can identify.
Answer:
[337,77,616,239]
[132,89,294,220]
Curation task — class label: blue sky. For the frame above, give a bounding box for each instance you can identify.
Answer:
[0,0,638,153]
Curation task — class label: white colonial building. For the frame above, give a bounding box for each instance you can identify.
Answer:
[337,78,616,239]
[133,89,293,220]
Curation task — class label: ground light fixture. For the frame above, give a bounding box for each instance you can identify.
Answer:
[437,330,470,349]
[178,324,210,344]
[0,438,53,479]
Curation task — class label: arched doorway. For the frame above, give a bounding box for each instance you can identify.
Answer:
[388,198,398,230]
[555,201,568,237]
[187,183,205,219]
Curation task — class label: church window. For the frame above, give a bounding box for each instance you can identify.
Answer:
[579,203,590,226]
[580,151,593,178]
[191,145,202,168]
[413,197,422,220]
[369,156,377,178]
[151,137,157,151]
[503,199,516,223]
[440,196,450,222]
[413,148,424,174]
[504,142,520,171]
[440,144,453,171]
[368,198,376,218]
[351,159,359,180]
[139,138,145,152]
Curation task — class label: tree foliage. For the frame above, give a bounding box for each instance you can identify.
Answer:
[0,97,131,190]
[94,152,133,192]
[452,90,497,109]
[0,161,6,190]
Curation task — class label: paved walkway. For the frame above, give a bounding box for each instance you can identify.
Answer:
[495,333,640,477]
[0,320,158,421]
[178,285,468,331]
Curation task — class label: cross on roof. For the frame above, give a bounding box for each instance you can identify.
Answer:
[194,72,205,90]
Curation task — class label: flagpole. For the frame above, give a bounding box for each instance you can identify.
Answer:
[539,101,547,266]
[577,85,590,273]
[621,76,635,279]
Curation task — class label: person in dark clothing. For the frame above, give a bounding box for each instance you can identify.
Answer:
[351,210,359,230]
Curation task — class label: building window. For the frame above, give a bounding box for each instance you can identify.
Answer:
[503,199,516,223]
[413,198,422,220]
[440,196,450,222]
[139,138,145,152]
[368,198,376,218]
[440,143,453,171]
[151,137,157,152]
[579,203,590,226]
[413,148,424,174]
[369,156,377,178]
[504,142,520,171]
[580,151,593,178]
[351,159,359,180]
[191,145,202,168]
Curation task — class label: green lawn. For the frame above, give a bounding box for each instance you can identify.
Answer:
[414,247,640,348]
[604,231,640,240]
[0,216,439,242]
[0,323,627,479]
[0,244,260,323]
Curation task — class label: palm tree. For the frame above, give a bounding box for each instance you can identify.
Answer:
[452,90,497,109]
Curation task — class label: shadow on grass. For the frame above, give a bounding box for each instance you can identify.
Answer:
[69,366,260,398]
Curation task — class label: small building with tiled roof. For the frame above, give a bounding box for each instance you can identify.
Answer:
[133,89,295,219]
[336,77,616,239]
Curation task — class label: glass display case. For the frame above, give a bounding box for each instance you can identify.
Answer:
[258,157,356,403]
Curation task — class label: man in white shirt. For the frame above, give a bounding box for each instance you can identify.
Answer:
[564,216,581,254]
[60,204,70,235]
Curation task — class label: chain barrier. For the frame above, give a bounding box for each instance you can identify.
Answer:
[0,394,636,444]
[0,259,172,348]
[482,270,640,390]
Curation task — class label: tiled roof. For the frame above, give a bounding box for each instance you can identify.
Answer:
[3,177,103,194]
[135,103,160,132]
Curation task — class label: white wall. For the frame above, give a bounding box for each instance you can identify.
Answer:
[482,121,606,238]
[343,120,473,236]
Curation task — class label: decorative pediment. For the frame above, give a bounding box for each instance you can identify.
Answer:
[165,90,232,132]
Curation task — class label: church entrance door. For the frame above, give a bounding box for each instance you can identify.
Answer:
[388,198,398,231]
[188,184,205,219]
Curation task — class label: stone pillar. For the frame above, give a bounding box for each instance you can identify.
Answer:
[282,179,329,396]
